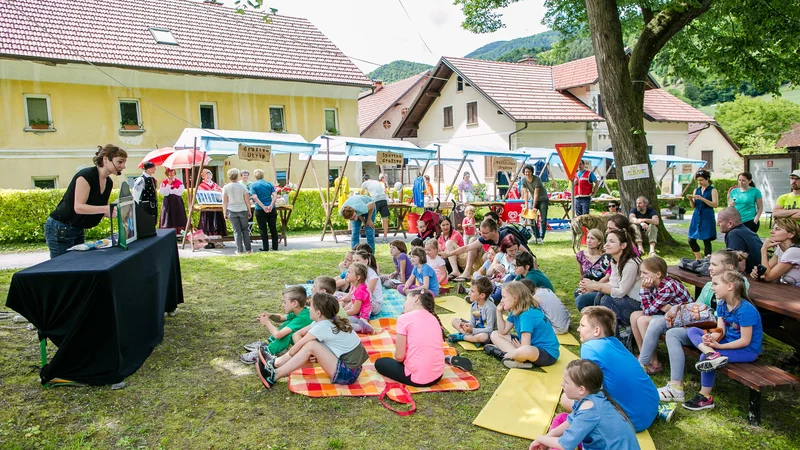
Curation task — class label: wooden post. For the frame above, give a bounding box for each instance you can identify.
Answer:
[181,138,205,250]
[446,157,467,203]
[291,155,311,205]
[436,144,441,199]
[570,179,576,220]
[321,156,349,242]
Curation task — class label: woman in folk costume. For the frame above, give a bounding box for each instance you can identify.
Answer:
[159,168,188,231]
[197,169,227,243]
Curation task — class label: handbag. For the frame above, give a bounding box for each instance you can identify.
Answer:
[379,383,416,416]
[665,303,717,329]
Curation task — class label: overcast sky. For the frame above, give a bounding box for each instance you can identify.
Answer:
[220,0,549,74]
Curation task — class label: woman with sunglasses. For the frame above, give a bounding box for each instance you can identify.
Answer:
[604,201,620,215]
[687,170,718,260]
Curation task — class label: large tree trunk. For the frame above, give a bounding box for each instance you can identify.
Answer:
[584,0,676,245]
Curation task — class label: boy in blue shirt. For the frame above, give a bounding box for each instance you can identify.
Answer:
[573,306,659,432]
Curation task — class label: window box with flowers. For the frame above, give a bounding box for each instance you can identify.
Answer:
[120,120,144,133]
[28,119,53,130]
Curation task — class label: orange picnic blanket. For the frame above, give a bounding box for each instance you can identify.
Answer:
[288,318,480,398]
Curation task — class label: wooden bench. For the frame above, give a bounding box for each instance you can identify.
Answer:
[679,344,800,425]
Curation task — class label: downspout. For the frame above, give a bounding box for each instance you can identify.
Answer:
[508,122,528,151]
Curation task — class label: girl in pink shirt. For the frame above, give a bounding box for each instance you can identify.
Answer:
[462,205,477,244]
[340,263,374,334]
[425,240,449,286]
[375,289,451,386]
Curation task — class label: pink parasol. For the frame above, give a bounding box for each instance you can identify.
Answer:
[137,147,176,168]
[163,149,211,169]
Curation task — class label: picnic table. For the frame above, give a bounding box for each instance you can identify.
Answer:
[668,266,800,320]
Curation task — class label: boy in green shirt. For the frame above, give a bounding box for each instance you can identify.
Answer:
[513,251,554,291]
[240,285,312,364]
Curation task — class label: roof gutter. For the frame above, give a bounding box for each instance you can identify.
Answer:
[509,122,528,151]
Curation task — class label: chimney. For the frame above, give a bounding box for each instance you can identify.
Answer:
[517,57,538,65]
[373,80,383,92]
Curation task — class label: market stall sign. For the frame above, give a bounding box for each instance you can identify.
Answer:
[493,157,517,172]
[377,151,403,165]
[238,144,271,162]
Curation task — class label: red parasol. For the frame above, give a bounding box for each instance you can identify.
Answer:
[163,149,211,169]
[137,147,176,168]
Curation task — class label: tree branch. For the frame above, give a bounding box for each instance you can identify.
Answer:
[640,3,654,24]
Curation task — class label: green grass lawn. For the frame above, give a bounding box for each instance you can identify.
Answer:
[1,231,798,449]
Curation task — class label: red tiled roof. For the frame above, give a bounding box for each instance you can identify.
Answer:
[552,55,598,90]
[687,122,707,145]
[777,123,800,148]
[444,57,602,122]
[0,0,371,87]
[358,72,428,133]
[643,89,714,123]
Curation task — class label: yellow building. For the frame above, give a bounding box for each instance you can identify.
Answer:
[0,0,371,189]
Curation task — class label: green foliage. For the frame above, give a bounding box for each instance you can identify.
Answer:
[715,95,800,145]
[366,60,433,84]
[536,36,594,65]
[463,30,560,59]
[740,134,784,155]
[494,46,547,62]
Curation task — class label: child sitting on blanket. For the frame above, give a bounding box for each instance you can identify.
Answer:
[530,359,638,450]
[576,306,658,432]
[485,281,560,370]
[382,240,413,289]
[336,250,354,292]
[257,293,370,389]
[448,277,496,346]
[425,239,449,286]
[239,285,312,364]
[352,250,383,315]
[339,263,375,334]
[399,248,440,296]
[375,288,471,386]
[518,278,571,335]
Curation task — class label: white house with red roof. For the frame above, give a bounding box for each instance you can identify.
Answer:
[394,55,734,193]
[358,72,430,141]
[687,123,742,178]
[0,0,371,189]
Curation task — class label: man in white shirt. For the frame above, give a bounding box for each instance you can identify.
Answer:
[132,161,158,216]
[361,174,390,243]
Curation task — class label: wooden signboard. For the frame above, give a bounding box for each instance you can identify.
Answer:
[238,144,271,162]
[493,157,517,172]
[376,151,403,165]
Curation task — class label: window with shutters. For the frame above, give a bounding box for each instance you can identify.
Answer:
[24,94,53,130]
[701,150,714,171]
[466,101,478,125]
[443,106,453,128]
[485,156,494,177]
[434,163,444,182]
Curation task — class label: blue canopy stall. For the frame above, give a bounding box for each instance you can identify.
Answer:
[431,145,530,202]
[172,128,319,249]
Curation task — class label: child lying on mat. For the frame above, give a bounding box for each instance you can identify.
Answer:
[530,359,638,450]
[339,263,375,334]
[239,286,312,364]
[518,278,571,335]
[257,293,369,388]
[448,277,496,346]
[375,288,471,387]
[485,281,560,370]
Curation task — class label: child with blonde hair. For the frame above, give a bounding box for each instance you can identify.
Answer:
[485,281,560,369]
[340,263,375,334]
[462,205,477,244]
[425,239,449,286]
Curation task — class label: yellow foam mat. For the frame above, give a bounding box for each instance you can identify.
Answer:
[555,332,579,346]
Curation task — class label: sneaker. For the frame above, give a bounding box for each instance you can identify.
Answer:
[448,333,465,343]
[658,383,685,403]
[484,344,506,361]
[658,403,677,422]
[258,345,275,366]
[682,393,714,411]
[239,350,259,365]
[256,358,276,389]
[357,318,375,335]
[502,358,534,369]
[445,355,473,372]
[695,352,729,372]
[243,340,262,352]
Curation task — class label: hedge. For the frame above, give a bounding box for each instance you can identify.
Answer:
[0,188,419,244]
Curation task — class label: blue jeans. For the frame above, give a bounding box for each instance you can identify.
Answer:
[575,197,591,216]
[575,291,599,311]
[44,217,85,259]
[350,209,377,251]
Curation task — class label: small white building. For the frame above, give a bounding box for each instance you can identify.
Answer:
[687,123,743,178]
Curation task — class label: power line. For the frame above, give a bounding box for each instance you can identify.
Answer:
[396,0,434,54]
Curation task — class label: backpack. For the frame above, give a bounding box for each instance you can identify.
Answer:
[678,257,710,276]
[412,176,425,208]
[665,303,717,329]
[499,223,533,254]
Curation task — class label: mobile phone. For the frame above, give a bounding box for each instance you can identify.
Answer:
[756,264,767,278]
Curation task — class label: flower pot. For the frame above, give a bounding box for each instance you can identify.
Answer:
[30,124,50,130]
[123,124,140,131]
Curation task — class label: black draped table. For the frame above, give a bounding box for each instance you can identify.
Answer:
[5,229,183,386]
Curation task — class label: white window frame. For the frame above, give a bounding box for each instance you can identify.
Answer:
[31,176,58,189]
[324,108,338,134]
[466,101,478,126]
[23,94,54,131]
[199,102,217,129]
[149,28,178,45]
[269,105,286,132]
[443,105,454,129]
[666,144,676,156]
[119,98,143,131]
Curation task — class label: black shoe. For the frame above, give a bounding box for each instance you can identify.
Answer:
[259,248,268,252]
[484,344,506,361]
[204,243,215,249]
[445,355,473,372]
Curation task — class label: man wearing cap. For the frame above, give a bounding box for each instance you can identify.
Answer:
[774,170,800,221]
[132,161,158,216]
[361,174,390,242]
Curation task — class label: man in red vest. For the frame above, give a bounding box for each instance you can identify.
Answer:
[573,160,599,216]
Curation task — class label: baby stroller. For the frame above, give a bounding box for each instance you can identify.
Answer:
[417,199,441,240]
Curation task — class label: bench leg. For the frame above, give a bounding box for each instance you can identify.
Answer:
[748,389,761,426]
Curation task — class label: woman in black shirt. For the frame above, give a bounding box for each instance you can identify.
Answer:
[45,144,128,258]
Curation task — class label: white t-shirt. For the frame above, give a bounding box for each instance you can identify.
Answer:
[535,288,571,334]
[309,320,362,358]
[775,246,800,286]
[222,182,250,212]
[429,256,447,278]
[366,267,384,311]
[361,180,387,201]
